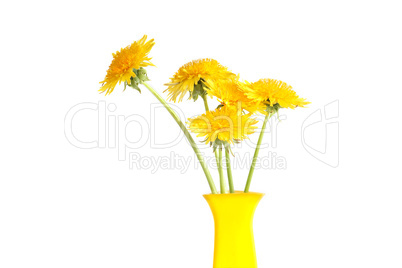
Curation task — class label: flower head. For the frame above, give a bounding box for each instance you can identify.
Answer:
[208,77,261,113]
[164,59,235,102]
[187,106,258,146]
[243,78,310,113]
[99,35,155,95]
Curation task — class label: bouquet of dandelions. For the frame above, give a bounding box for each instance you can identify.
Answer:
[100,35,309,195]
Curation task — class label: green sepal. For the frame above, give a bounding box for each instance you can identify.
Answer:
[128,67,151,94]
[212,138,225,152]
[136,67,150,82]
[265,103,281,114]
[212,142,218,153]
[189,78,208,102]
[129,76,141,93]
[224,142,234,157]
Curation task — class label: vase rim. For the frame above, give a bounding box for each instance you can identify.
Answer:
[203,191,265,197]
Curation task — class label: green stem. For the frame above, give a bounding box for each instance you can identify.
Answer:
[142,82,217,194]
[215,149,227,193]
[201,94,210,111]
[225,147,234,193]
[217,148,226,194]
[202,93,227,194]
[244,112,271,193]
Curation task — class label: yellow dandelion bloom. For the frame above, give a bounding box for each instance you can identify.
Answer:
[99,35,155,95]
[208,78,262,113]
[187,106,258,145]
[164,59,235,102]
[243,78,310,109]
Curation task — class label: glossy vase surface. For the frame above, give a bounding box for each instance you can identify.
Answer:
[204,192,264,268]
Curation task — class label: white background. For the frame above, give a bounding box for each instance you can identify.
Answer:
[1,0,401,267]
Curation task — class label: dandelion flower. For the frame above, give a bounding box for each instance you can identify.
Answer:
[208,78,261,113]
[187,106,258,145]
[99,35,155,95]
[243,78,310,110]
[164,59,235,102]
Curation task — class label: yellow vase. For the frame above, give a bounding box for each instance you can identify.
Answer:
[204,191,265,268]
